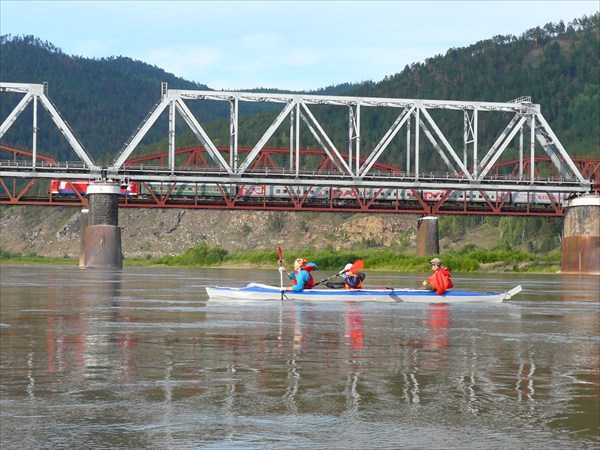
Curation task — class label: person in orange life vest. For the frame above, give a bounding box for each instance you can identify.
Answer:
[422,257,454,295]
[281,258,318,292]
[342,263,365,290]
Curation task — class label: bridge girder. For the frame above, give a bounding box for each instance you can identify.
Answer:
[0,82,593,202]
[109,85,588,188]
[0,82,99,172]
[1,150,597,217]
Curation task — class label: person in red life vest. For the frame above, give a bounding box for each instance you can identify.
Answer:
[282,258,318,292]
[422,257,454,295]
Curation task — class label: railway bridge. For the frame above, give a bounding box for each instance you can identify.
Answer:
[1,82,598,272]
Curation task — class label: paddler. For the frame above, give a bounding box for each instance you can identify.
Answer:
[343,263,365,290]
[281,258,318,292]
[422,257,454,295]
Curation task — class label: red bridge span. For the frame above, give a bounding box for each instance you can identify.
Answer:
[2,144,598,217]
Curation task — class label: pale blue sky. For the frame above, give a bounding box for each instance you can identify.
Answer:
[1,1,598,91]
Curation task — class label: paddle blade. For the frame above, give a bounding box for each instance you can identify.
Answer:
[347,260,364,273]
[277,246,283,262]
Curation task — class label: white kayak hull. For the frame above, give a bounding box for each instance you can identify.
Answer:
[205,283,522,304]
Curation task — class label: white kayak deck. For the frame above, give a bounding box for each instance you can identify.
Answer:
[206,283,523,304]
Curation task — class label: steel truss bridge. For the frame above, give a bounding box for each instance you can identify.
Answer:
[1,82,596,216]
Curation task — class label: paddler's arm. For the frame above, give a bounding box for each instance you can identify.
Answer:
[290,271,308,292]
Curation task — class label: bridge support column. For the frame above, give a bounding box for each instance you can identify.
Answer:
[79,208,89,267]
[81,182,122,269]
[416,216,439,257]
[561,194,600,275]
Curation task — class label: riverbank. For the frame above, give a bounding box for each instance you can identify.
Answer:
[1,207,565,265]
[1,243,561,273]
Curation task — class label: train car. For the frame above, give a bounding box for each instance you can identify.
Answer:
[50,180,89,195]
[240,184,567,206]
[124,182,139,196]
[50,180,138,196]
[90,180,566,207]
[139,182,236,198]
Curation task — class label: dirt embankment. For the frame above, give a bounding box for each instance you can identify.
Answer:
[1,206,429,259]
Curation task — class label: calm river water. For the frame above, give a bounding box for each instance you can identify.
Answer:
[0,265,598,449]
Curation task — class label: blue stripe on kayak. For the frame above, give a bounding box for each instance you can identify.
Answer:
[214,286,494,297]
[238,286,380,296]
[441,291,495,297]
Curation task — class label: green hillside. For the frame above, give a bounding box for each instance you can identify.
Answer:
[0,35,363,162]
[0,36,207,162]
[353,15,599,156]
[193,14,599,167]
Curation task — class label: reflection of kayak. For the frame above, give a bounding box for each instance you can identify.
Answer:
[205,283,523,304]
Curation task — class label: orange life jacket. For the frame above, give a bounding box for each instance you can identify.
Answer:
[344,272,363,290]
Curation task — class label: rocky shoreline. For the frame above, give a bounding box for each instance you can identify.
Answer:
[1,206,424,259]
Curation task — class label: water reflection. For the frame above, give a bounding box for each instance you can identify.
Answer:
[515,352,536,404]
[426,303,449,349]
[343,303,364,414]
[41,269,125,391]
[292,302,316,352]
[344,303,363,351]
[401,372,421,405]
[561,273,600,302]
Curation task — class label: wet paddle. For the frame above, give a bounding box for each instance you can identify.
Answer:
[314,260,364,286]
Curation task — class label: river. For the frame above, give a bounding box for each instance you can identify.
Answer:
[0,265,598,449]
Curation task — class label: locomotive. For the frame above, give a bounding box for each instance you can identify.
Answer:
[50,180,139,196]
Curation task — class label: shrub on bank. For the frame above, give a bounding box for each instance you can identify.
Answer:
[154,242,228,266]
[0,246,76,265]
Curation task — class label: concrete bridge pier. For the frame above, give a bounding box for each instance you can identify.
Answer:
[416,216,440,257]
[80,182,123,269]
[79,207,89,267]
[561,194,600,275]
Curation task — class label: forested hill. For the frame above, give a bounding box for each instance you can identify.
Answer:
[1,12,598,163]
[0,36,365,162]
[177,14,599,166]
[0,36,208,162]
[350,14,599,155]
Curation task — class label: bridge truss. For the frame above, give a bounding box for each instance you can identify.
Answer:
[2,143,598,216]
[0,82,595,216]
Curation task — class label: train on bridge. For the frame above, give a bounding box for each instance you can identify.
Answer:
[50,179,568,206]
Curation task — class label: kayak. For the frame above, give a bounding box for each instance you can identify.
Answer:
[205,283,523,304]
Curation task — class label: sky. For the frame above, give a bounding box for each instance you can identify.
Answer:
[1,1,598,91]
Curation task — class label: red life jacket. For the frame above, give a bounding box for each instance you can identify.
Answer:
[291,264,316,289]
[427,268,454,295]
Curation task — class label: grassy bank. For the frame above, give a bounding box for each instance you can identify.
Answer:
[1,242,561,272]
[0,254,77,265]
[125,242,561,273]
